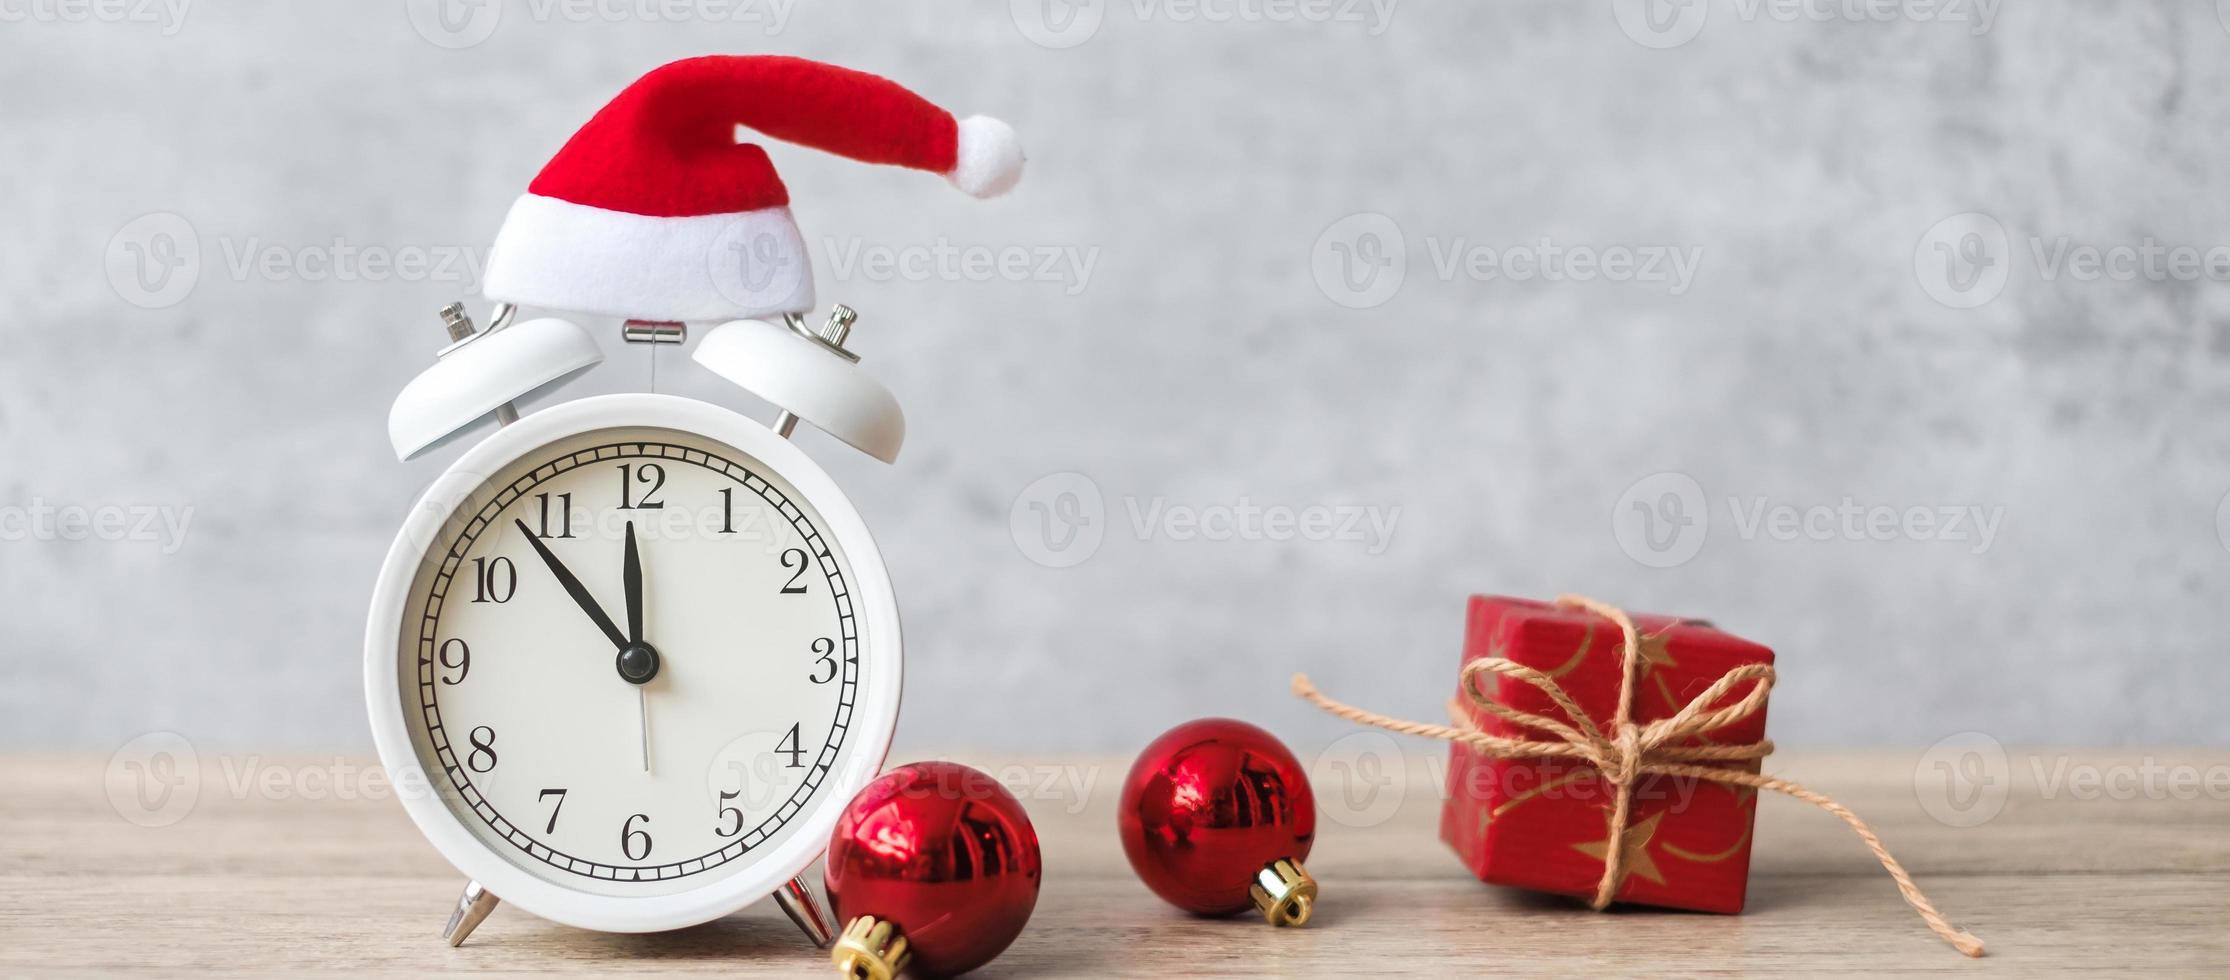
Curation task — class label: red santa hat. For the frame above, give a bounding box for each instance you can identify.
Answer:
[483,55,1023,323]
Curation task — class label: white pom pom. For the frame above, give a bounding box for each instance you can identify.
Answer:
[947,115,1024,198]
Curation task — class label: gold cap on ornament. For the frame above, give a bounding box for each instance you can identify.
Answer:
[1249,858,1318,927]
[831,916,910,980]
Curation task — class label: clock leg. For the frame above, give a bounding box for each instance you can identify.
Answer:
[441,879,500,947]
[774,873,835,948]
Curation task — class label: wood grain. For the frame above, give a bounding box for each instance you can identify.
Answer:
[5,750,2226,976]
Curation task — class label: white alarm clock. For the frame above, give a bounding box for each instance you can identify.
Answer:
[366,307,905,945]
[361,52,1021,950]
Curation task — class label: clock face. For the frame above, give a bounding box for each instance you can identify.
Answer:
[394,425,867,897]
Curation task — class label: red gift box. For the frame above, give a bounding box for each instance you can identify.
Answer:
[1438,595,1775,914]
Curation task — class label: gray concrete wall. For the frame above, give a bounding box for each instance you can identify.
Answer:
[5,0,2227,755]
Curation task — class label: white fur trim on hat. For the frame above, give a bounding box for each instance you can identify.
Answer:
[483,195,815,322]
[947,115,1025,199]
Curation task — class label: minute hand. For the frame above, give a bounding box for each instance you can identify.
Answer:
[512,518,627,651]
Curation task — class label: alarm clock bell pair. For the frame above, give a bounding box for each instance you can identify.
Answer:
[361,55,1029,964]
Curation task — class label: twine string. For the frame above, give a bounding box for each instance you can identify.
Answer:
[1290,594,1984,957]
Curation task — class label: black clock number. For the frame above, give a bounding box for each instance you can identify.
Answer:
[437,638,470,685]
[538,788,567,834]
[621,813,653,860]
[780,548,810,594]
[471,556,516,604]
[809,637,838,685]
[715,788,745,838]
[777,723,806,770]
[618,463,666,510]
[718,487,736,534]
[534,491,576,538]
[466,726,498,773]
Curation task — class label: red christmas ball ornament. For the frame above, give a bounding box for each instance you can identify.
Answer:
[824,761,1042,978]
[1119,718,1319,926]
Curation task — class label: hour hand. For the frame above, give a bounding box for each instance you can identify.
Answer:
[624,521,643,645]
[512,518,627,651]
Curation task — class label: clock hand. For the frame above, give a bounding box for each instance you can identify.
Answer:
[512,518,628,652]
[623,521,643,645]
[624,521,649,774]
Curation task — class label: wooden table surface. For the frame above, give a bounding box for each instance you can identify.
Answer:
[6,749,2226,976]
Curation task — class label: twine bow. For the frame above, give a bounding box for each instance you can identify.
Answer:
[1291,594,1984,957]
